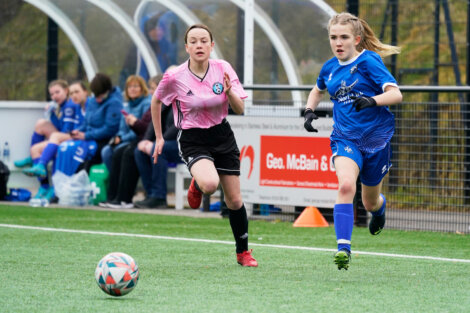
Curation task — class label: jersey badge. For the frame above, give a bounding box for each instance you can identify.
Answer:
[212,82,224,95]
[350,65,358,74]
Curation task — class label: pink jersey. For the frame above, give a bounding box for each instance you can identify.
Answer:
[155,59,247,129]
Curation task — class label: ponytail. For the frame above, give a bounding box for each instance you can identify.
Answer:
[328,12,401,58]
[358,18,401,57]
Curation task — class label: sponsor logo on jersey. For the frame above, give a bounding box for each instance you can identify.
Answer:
[332,79,358,100]
[186,90,194,96]
[344,146,353,154]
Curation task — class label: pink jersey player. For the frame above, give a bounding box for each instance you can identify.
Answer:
[155,59,247,129]
[150,24,258,267]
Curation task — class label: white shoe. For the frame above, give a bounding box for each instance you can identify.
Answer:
[98,202,110,208]
[120,201,134,209]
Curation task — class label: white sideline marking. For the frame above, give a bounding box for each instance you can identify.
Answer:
[1,223,469,264]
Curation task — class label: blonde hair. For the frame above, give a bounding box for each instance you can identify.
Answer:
[124,75,148,100]
[48,79,68,91]
[48,79,69,115]
[328,12,401,58]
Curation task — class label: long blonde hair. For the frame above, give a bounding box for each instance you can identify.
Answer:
[328,12,401,58]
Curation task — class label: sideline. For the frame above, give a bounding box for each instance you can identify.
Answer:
[1,223,469,264]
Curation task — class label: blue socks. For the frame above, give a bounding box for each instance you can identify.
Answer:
[33,158,48,185]
[371,194,386,217]
[31,132,45,146]
[39,143,58,166]
[334,203,354,252]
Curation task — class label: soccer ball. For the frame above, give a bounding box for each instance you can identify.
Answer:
[95,252,140,296]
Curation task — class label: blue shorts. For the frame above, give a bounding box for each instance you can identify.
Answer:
[330,138,392,186]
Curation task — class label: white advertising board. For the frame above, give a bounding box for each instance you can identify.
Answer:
[227,115,338,208]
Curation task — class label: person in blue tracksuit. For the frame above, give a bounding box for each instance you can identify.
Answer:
[70,73,123,172]
[304,12,403,270]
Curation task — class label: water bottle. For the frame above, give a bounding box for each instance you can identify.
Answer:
[29,198,49,207]
[3,141,10,164]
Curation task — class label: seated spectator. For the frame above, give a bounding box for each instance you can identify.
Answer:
[134,75,181,209]
[22,81,89,178]
[100,75,150,171]
[70,73,122,172]
[98,75,159,209]
[14,79,81,200]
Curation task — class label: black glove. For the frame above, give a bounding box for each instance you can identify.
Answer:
[351,96,377,112]
[303,108,318,132]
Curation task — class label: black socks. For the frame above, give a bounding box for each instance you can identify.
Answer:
[228,204,249,253]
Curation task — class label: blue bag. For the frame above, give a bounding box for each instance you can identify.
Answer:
[5,188,31,202]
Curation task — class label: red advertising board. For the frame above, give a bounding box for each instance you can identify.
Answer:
[259,136,338,189]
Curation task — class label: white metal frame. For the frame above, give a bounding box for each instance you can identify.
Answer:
[24,0,98,80]
[133,0,223,75]
[24,0,336,103]
[86,0,161,76]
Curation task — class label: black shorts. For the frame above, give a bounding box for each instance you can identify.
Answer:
[178,119,240,175]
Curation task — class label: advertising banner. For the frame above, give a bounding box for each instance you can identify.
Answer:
[228,115,338,208]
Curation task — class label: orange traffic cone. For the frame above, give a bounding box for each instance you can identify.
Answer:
[293,206,329,227]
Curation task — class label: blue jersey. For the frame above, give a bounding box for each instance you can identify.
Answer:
[316,50,398,153]
[73,98,89,131]
[47,99,82,133]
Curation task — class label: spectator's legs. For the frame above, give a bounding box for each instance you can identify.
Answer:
[101,145,114,172]
[31,132,45,147]
[38,132,72,165]
[150,148,169,199]
[32,119,57,143]
[106,144,127,202]
[150,140,181,199]
[116,143,140,203]
[134,147,152,196]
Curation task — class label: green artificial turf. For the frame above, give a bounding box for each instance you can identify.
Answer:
[0,204,469,313]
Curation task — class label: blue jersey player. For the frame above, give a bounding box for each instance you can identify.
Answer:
[17,81,87,201]
[304,13,403,270]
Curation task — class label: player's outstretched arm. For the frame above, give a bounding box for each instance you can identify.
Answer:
[373,86,402,106]
[150,95,164,164]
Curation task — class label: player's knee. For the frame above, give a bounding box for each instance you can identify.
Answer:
[49,132,61,143]
[198,180,219,195]
[225,195,242,210]
[337,179,356,198]
[35,119,49,131]
[362,197,380,212]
